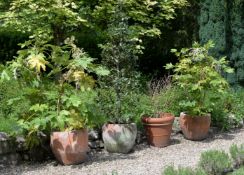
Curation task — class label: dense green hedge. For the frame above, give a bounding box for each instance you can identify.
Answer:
[199,0,244,86]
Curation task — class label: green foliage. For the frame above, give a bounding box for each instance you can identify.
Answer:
[0,29,27,63]
[163,146,244,175]
[231,167,244,175]
[198,0,226,57]
[99,1,141,123]
[0,80,31,119]
[92,0,188,39]
[163,166,207,175]
[199,0,244,86]
[97,88,148,125]
[1,37,108,148]
[166,41,233,116]
[210,88,244,130]
[199,150,232,175]
[97,77,183,125]
[145,77,183,117]
[230,144,244,168]
[139,0,200,77]
[230,89,244,121]
[0,117,18,134]
[229,1,244,86]
[1,0,87,44]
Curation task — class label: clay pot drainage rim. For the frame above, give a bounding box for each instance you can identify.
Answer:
[143,123,173,126]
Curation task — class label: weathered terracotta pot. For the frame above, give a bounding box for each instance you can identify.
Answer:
[179,112,211,141]
[102,123,137,153]
[141,113,175,147]
[50,129,89,165]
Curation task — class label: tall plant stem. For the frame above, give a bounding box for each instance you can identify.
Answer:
[115,56,122,121]
[57,81,64,116]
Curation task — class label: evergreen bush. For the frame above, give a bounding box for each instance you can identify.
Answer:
[199,150,232,175]
[230,144,244,168]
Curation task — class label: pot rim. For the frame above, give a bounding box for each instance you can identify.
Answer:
[180,112,211,118]
[141,113,175,124]
[51,129,87,134]
[103,123,136,126]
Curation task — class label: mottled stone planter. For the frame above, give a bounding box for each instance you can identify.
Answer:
[102,123,137,154]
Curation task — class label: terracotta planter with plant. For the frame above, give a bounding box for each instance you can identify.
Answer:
[2,37,109,165]
[142,113,175,147]
[140,77,178,147]
[166,41,233,140]
[180,112,211,140]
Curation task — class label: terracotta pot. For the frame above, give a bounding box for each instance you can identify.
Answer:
[141,113,175,147]
[50,129,89,165]
[102,123,137,153]
[179,112,211,141]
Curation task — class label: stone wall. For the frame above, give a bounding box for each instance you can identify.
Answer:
[0,132,21,165]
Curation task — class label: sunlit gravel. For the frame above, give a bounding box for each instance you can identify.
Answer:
[1,128,244,175]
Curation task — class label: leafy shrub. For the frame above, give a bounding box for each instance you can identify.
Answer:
[230,144,244,168]
[231,167,244,175]
[157,84,183,117]
[162,166,207,175]
[1,37,108,148]
[210,91,236,130]
[0,80,31,119]
[211,89,244,130]
[146,77,184,117]
[199,150,232,175]
[0,117,18,134]
[230,88,244,123]
[0,80,30,134]
[97,77,183,125]
[97,88,150,125]
[166,41,233,116]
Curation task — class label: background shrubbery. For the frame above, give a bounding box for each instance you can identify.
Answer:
[0,0,243,149]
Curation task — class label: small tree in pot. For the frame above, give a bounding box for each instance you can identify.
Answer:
[98,0,141,154]
[141,77,178,147]
[166,41,233,140]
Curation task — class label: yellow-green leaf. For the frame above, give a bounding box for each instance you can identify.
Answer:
[27,53,48,72]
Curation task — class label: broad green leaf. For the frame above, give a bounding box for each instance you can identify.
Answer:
[165,63,174,69]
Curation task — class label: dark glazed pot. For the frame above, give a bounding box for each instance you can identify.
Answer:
[179,112,211,141]
[141,113,175,147]
[102,123,137,154]
[50,129,89,165]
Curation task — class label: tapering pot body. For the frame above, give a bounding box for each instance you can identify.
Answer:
[50,129,89,165]
[179,112,211,141]
[102,123,137,154]
[142,113,175,147]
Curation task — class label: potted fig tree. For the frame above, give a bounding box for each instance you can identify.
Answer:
[141,77,177,147]
[1,37,109,165]
[166,41,233,140]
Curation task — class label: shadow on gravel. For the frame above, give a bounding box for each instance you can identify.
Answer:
[170,138,181,145]
[202,128,244,143]
[70,152,137,169]
[0,160,58,175]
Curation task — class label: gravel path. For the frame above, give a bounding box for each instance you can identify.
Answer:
[1,128,244,175]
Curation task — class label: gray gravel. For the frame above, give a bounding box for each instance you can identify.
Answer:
[1,128,244,175]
